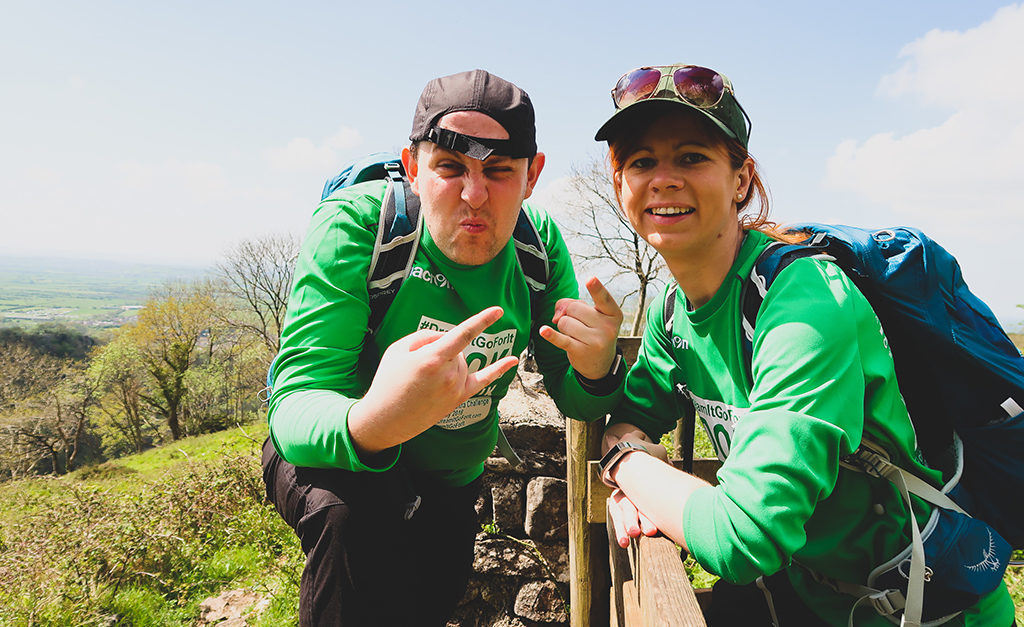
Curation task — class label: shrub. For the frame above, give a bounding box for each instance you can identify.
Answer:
[0,448,302,625]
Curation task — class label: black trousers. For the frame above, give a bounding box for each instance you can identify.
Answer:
[705,571,829,627]
[262,439,481,627]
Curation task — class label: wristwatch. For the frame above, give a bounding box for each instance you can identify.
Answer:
[599,440,648,488]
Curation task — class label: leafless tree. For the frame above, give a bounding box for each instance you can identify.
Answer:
[0,354,98,476]
[564,157,667,336]
[215,233,300,355]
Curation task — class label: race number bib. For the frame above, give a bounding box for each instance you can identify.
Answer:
[418,316,517,430]
[689,392,749,460]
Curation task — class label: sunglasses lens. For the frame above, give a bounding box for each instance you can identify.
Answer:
[613,68,663,108]
[673,66,725,108]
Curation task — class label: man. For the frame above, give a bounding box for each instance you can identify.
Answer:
[262,69,625,626]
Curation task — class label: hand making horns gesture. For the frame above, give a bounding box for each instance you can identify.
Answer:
[348,306,519,455]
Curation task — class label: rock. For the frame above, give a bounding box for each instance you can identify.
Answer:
[489,616,530,627]
[474,536,548,579]
[532,541,570,584]
[196,588,268,626]
[524,477,568,542]
[488,476,525,536]
[485,453,566,478]
[514,581,569,624]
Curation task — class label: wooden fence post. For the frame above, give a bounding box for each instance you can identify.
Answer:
[567,415,607,627]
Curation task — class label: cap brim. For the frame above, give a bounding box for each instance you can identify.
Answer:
[594,98,739,144]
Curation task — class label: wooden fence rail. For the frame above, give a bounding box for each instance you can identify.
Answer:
[566,337,721,627]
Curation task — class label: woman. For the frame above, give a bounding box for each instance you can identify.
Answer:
[593,64,1015,626]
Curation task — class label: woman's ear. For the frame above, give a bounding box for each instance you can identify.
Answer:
[735,158,754,202]
[613,170,625,211]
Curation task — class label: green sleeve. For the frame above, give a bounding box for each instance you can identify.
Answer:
[267,183,399,471]
[526,204,624,420]
[683,260,869,583]
[607,285,683,439]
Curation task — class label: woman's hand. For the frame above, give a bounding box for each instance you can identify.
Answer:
[602,422,670,547]
[609,488,661,548]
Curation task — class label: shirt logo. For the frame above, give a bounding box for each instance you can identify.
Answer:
[688,391,749,460]
[410,265,450,289]
[672,336,689,349]
[418,316,518,430]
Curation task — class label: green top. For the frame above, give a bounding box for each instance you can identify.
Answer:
[610,229,1011,625]
[268,180,621,487]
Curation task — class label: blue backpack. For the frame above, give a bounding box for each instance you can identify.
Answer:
[666,224,1023,625]
[318,152,550,334]
[266,152,550,465]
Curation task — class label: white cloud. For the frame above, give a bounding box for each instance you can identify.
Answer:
[878,4,1024,112]
[264,126,362,171]
[825,4,1024,326]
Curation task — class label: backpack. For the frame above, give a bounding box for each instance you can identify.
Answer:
[319,152,550,336]
[665,224,1023,626]
[267,152,551,466]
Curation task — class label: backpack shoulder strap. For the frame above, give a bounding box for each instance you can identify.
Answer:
[663,284,678,336]
[367,163,422,334]
[512,208,548,294]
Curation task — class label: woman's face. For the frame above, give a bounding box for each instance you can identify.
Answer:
[615,111,751,260]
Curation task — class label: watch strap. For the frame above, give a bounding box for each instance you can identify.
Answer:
[599,440,648,488]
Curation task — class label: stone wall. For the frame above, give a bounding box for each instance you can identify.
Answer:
[448,367,572,627]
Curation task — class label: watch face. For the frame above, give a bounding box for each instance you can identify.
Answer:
[600,441,641,471]
[599,443,624,468]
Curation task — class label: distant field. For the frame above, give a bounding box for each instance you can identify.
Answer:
[0,255,206,328]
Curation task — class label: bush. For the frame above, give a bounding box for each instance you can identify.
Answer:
[0,447,302,625]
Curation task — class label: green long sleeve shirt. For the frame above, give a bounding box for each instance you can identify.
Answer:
[268,180,622,487]
[610,229,1011,625]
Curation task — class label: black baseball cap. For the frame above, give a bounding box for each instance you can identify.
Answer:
[409,69,537,159]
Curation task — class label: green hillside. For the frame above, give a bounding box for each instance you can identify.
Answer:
[0,255,204,327]
[0,422,303,626]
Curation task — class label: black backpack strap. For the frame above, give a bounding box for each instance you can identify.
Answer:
[511,209,549,364]
[663,284,678,336]
[367,165,422,334]
[512,209,548,296]
[661,286,695,472]
[675,382,696,473]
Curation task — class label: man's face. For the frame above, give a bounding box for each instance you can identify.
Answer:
[403,111,544,266]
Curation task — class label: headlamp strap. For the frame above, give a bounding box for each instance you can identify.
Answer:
[426,127,531,160]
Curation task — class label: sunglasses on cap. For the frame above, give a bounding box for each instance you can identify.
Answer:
[611,65,731,109]
[601,64,751,147]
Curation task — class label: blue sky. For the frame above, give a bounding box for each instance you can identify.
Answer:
[1,1,1022,326]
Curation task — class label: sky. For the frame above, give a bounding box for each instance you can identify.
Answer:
[1,1,1022,327]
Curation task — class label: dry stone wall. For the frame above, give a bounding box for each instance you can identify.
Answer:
[448,366,574,627]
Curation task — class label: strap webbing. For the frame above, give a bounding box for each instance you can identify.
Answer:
[495,420,524,467]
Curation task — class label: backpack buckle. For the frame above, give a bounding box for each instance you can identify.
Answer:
[840,439,892,479]
[383,161,404,183]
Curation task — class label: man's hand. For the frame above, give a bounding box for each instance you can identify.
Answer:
[539,277,623,380]
[348,306,518,455]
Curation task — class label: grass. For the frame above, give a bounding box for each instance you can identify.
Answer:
[0,421,303,626]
